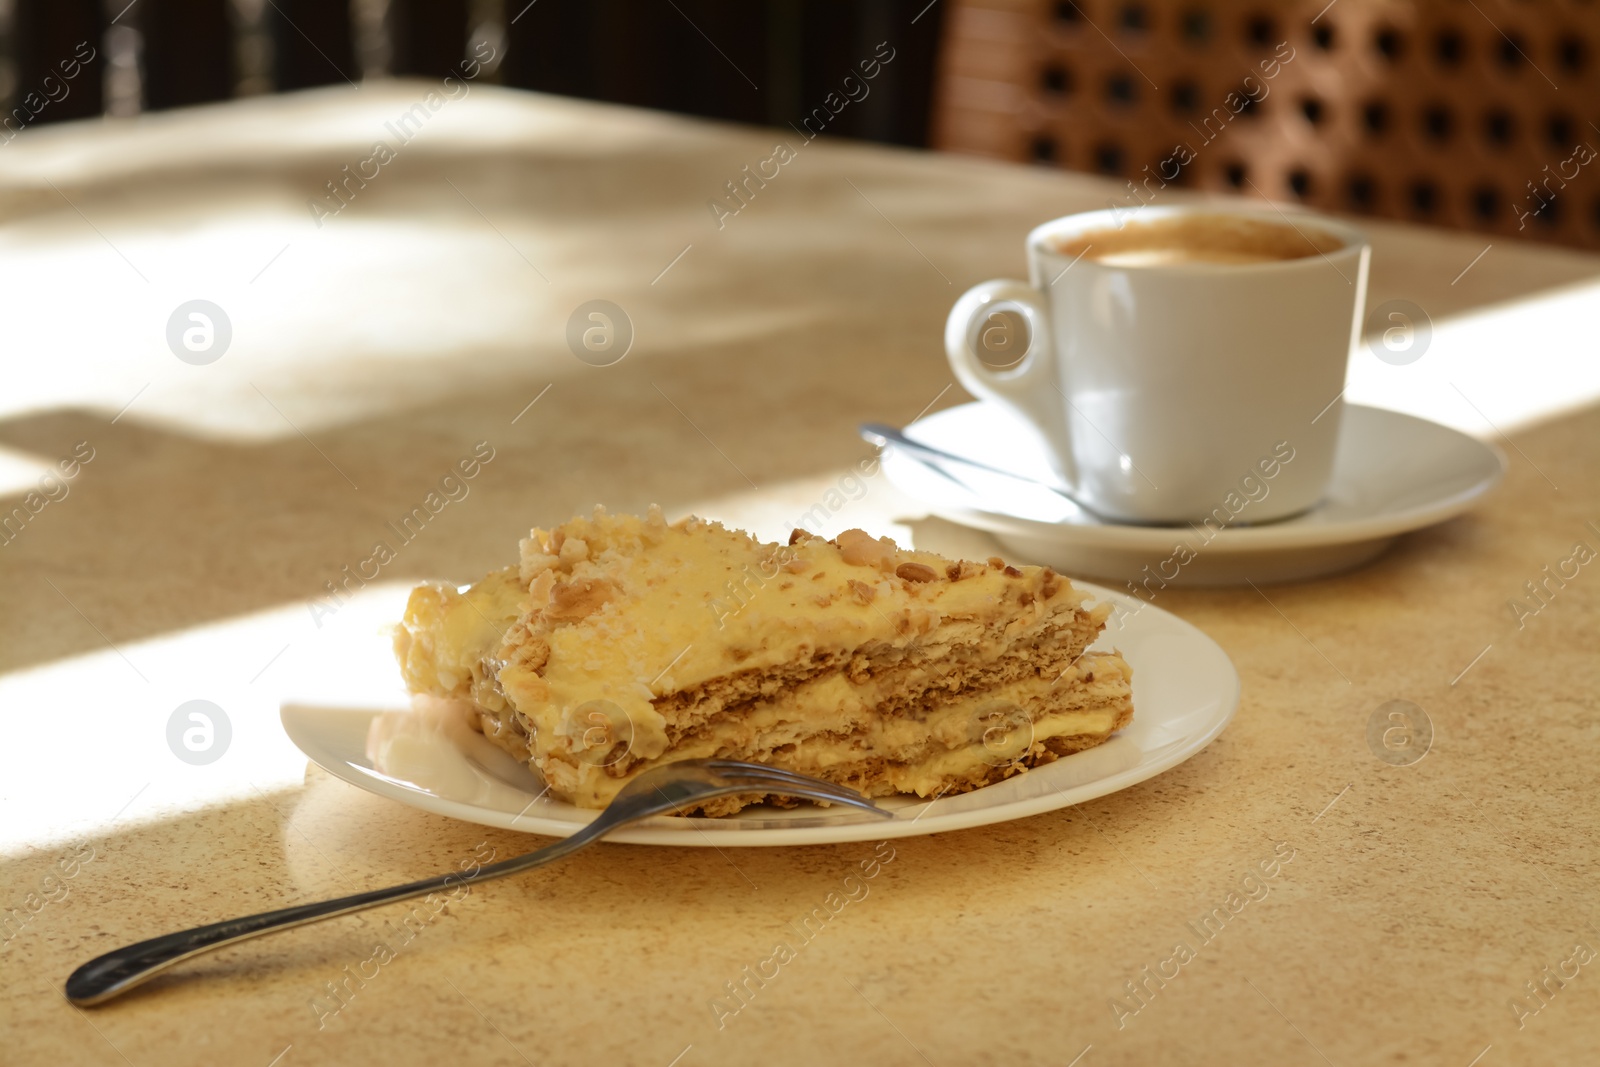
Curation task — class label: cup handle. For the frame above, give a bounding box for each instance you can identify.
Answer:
[943,279,1073,486]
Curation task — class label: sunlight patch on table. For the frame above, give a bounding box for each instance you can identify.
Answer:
[0,583,417,857]
[1346,275,1600,435]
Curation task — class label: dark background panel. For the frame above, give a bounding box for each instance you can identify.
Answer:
[11,0,104,124]
[793,0,944,146]
[1,0,947,148]
[501,0,607,98]
[270,0,358,91]
[139,0,234,111]
[389,0,472,79]
[500,0,943,144]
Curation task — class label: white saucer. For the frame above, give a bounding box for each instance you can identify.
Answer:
[882,403,1506,585]
[279,583,1238,847]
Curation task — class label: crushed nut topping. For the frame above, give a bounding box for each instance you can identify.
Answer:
[506,634,550,674]
[1040,566,1060,599]
[546,578,615,620]
[895,562,938,583]
[946,560,984,582]
[837,528,896,571]
[558,537,590,565]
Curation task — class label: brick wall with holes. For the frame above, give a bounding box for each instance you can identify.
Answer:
[932,0,1600,249]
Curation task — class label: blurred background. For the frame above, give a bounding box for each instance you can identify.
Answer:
[2,0,1596,248]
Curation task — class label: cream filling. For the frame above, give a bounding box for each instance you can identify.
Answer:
[873,704,1124,797]
[543,703,1127,807]
[394,567,526,703]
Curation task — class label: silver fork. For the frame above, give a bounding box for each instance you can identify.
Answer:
[66,759,891,1007]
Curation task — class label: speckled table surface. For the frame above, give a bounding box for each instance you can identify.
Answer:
[1,82,1597,1067]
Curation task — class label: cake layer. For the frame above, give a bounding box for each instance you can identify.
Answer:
[647,601,1106,738]
[531,652,1134,808]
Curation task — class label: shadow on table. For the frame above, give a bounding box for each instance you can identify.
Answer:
[0,339,887,674]
[3,396,1594,684]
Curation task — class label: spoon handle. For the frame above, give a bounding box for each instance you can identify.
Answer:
[864,419,1088,499]
[859,422,1069,493]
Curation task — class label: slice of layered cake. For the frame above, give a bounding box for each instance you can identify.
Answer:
[393,507,1132,815]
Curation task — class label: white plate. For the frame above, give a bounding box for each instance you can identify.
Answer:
[883,402,1506,585]
[279,582,1238,846]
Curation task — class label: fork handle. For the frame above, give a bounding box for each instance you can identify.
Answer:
[65,773,886,1006]
[64,833,597,1007]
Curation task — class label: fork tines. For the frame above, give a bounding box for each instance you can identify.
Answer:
[704,759,883,811]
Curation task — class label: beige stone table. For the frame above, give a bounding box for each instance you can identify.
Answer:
[2,82,1598,1067]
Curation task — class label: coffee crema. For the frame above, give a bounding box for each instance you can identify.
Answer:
[1050,214,1344,267]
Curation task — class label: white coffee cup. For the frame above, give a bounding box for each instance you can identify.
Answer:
[945,204,1370,525]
